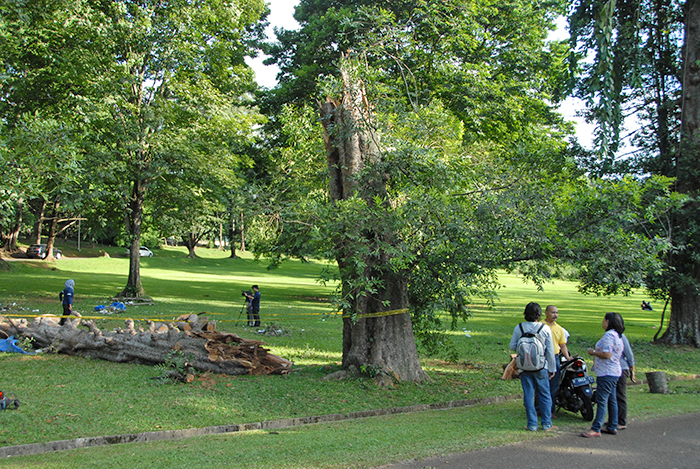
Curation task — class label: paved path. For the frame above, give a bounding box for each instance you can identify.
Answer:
[381,412,700,469]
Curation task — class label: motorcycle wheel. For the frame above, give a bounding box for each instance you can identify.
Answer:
[578,388,594,421]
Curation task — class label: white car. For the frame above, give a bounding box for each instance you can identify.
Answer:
[126,246,154,257]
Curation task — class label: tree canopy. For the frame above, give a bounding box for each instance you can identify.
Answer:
[252,0,678,376]
[2,0,699,380]
[569,0,700,346]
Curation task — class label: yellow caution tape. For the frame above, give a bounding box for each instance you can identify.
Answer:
[342,308,409,319]
[0,311,345,323]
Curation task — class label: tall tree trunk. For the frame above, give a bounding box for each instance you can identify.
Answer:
[228,211,238,258]
[6,196,23,251]
[185,232,197,258]
[660,0,700,346]
[319,56,427,382]
[44,197,60,261]
[218,221,224,251]
[31,198,46,245]
[239,211,246,252]
[121,178,146,298]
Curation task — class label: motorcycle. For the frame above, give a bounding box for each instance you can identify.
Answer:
[554,355,595,421]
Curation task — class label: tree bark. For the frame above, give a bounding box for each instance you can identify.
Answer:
[185,232,198,258]
[0,314,292,375]
[660,0,700,347]
[121,178,146,298]
[44,197,60,261]
[218,221,224,251]
[4,197,23,251]
[31,198,46,245]
[319,56,427,382]
[228,210,239,258]
[239,211,246,252]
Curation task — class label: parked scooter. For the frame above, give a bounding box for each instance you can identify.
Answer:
[555,355,594,421]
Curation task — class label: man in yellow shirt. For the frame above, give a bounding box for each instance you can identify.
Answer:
[544,305,570,416]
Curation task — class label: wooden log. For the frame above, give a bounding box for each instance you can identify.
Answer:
[0,314,292,376]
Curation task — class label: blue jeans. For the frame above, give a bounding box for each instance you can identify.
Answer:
[520,369,553,430]
[592,375,618,432]
[535,358,560,414]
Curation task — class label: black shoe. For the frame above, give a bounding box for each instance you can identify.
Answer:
[601,427,618,435]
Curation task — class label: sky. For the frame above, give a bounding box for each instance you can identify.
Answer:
[247,1,595,148]
[245,0,300,89]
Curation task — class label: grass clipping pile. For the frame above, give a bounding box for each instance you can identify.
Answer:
[0,313,292,376]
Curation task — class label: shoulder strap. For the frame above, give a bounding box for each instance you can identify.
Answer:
[536,323,545,334]
[518,323,525,335]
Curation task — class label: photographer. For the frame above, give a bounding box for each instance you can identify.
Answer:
[244,285,261,327]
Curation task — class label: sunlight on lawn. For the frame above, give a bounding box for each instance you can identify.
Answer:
[267,344,342,364]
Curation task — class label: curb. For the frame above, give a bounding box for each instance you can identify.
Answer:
[0,394,520,458]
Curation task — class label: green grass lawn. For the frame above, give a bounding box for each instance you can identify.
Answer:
[1,244,699,468]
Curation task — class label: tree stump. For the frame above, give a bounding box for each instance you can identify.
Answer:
[645,371,669,394]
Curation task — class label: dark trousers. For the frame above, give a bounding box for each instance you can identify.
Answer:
[608,369,629,426]
[251,307,260,327]
[59,303,71,325]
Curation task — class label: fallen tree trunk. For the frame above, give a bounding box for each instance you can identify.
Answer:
[0,314,292,376]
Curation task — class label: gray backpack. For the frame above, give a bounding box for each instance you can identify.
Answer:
[515,323,546,371]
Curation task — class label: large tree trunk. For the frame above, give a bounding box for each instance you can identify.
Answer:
[44,197,60,261]
[6,197,24,252]
[185,232,198,258]
[121,178,146,298]
[0,314,292,375]
[319,55,427,382]
[31,198,46,245]
[660,0,700,347]
[3,197,23,251]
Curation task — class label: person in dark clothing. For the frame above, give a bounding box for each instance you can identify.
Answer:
[244,285,261,327]
[59,279,75,325]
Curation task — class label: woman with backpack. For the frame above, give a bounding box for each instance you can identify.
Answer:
[581,312,624,437]
[509,302,557,432]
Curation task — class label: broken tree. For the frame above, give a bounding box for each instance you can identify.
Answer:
[0,313,292,376]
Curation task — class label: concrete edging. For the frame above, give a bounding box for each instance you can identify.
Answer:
[0,394,520,458]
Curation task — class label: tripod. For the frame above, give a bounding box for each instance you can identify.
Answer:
[237,299,253,326]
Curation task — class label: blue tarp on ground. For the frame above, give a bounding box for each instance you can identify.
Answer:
[95,302,126,312]
[0,336,28,354]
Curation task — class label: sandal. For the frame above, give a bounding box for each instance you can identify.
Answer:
[581,430,601,438]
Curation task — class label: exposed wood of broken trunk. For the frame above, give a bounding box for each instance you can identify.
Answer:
[319,55,428,383]
[0,314,292,375]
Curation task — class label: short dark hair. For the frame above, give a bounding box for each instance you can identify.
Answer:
[524,302,542,322]
[605,312,624,336]
[252,285,259,290]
